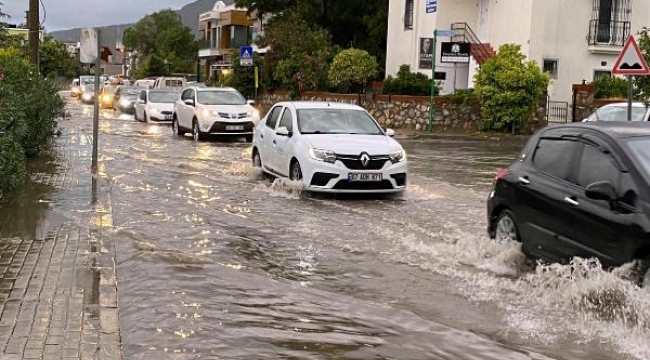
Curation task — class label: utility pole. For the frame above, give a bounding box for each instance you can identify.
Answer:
[28,0,39,69]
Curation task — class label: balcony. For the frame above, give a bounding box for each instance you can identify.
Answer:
[587,19,630,54]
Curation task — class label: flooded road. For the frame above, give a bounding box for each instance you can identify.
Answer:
[8,95,650,359]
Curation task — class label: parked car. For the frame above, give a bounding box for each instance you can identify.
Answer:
[80,83,98,104]
[113,86,147,113]
[134,79,156,89]
[583,102,650,122]
[134,89,179,123]
[99,84,119,109]
[70,79,81,98]
[488,122,650,286]
[153,77,187,92]
[79,75,95,95]
[172,86,260,142]
[251,102,407,193]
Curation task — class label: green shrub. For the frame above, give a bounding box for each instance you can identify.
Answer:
[382,65,438,96]
[328,48,378,93]
[593,76,628,99]
[447,88,475,103]
[474,44,549,132]
[0,135,26,200]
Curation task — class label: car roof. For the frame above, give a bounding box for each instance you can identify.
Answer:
[277,101,365,111]
[194,86,238,92]
[600,102,650,108]
[546,122,650,139]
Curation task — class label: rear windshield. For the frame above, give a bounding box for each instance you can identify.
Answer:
[149,92,179,103]
[590,106,648,122]
[626,137,650,178]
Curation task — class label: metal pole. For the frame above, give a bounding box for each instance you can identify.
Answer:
[92,30,101,174]
[196,58,201,83]
[627,75,633,121]
[429,30,438,133]
[28,0,39,69]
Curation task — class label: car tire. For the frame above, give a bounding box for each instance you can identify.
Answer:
[493,210,521,243]
[631,256,650,288]
[172,116,185,136]
[134,110,139,122]
[252,149,262,168]
[245,134,253,143]
[192,119,206,141]
[290,160,302,181]
[144,112,149,123]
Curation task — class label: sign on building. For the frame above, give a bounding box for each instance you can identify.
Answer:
[419,38,434,69]
[426,0,437,13]
[240,46,254,67]
[441,42,470,63]
[80,28,98,64]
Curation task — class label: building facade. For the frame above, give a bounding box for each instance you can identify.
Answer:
[386,0,650,109]
[197,1,264,80]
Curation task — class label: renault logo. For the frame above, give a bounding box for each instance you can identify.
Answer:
[360,153,371,168]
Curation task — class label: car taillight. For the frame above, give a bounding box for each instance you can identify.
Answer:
[493,168,510,186]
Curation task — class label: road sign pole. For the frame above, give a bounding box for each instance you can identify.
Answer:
[429,30,438,133]
[628,75,633,121]
[92,29,101,174]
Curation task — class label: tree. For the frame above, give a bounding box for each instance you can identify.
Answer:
[328,48,377,93]
[39,37,77,78]
[474,44,549,132]
[136,54,168,78]
[634,28,650,105]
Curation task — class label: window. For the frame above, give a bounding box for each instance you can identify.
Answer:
[533,138,578,180]
[181,89,193,101]
[404,0,414,30]
[576,144,620,188]
[266,106,283,129]
[279,109,293,132]
[594,70,611,81]
[543,59,558,79]
[140,91,146,101]
[589,0,631,45]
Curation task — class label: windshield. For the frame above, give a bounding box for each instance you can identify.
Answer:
[121,87,146,96]
[84,84,95,91]
[297,109,383,135]
[149,92,179,103]
[627,137,650,178]
[591,106,648,122]
[80,77,94,85]
[197,91,246,105]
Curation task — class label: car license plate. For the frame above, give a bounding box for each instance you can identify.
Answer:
[226,125,244,131]
[165,115,172,120]
[348,173,382,182]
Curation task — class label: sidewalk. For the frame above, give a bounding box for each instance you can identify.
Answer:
[0,97,122,360]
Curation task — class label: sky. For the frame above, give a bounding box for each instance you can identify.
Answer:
[1,0,196,31]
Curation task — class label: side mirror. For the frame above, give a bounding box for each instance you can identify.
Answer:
[184,99,195,107]
[276,126,291,136]
[585,181,617,202]
[385,128,395,137]
[247,100,256,106]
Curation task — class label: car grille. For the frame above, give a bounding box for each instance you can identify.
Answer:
[390,173,407,187]
[310,172,339,187]
[333,180,395,190]
[218,112,248,119]
[208,121,255,133]
[336,154,390,170]
[161,111,172,115]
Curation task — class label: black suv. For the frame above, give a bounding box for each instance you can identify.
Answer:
[487,122,650,285]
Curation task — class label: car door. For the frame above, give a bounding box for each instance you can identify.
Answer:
[513,134,582,263]
[113,88,121,109]
[272,106,297,175]
[560,135,647,267]
[178,89,195,129]
[135,91,146,119]
[259,106,284,173]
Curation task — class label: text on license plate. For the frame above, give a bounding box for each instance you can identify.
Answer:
[348,173,382,182]
[226,125,244,131]
[164,115,172,120]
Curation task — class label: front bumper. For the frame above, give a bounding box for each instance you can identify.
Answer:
[301,158,408,193]
[147,109,174,122]
[199,118,256,136]
[117,102,136,113]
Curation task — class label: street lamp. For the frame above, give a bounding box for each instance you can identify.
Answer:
[164,59,171,76]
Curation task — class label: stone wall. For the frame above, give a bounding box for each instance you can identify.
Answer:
[256,91,547,134]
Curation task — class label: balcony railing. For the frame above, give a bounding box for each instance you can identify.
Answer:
[587,19,630,46]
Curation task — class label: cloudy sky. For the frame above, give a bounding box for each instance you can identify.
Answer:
[2,0,196,31]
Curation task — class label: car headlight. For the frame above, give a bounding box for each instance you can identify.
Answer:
[248,109,260,118]
[102,94,112,102]
[390,149,406,163]
[119,98,130,107]
[82,93,91,100]
[72,87,80,93]
[200,109,214,119]
[309,148,337,163]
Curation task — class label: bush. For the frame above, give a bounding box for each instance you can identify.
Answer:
[382,65,438,96]
[474,44,549,132]
[328,48,378,93]
[593,76,628,99]
[0,135,26,199]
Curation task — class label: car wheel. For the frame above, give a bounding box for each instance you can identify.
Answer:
[144,112,149,123]
[192,120,205,141]
[172,116,184,136]
[493,210,520,243]
[134,110,139,121]
[290,161,302,181]
[252,149,262,168]
[245,134,253,143]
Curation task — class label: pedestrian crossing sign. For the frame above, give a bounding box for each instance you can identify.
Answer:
[240,46,254,67]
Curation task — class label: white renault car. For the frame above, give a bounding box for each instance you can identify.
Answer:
[251,102,407,193]
[134,89,179,123]
[173,86,260,142]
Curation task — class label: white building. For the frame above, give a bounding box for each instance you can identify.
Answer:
[387,0,650,108]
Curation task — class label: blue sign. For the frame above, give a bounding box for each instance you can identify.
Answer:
[435,30,456,38]
[240,46,253,66]
[426,0,437,13]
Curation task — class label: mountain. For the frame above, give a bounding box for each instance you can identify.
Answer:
[48,0,233,42]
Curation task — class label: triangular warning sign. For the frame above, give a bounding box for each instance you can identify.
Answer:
[242,50,251,59]
[612,36,650,75]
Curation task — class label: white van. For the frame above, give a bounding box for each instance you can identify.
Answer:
[153,77,187,92]
[134,79,156,89]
